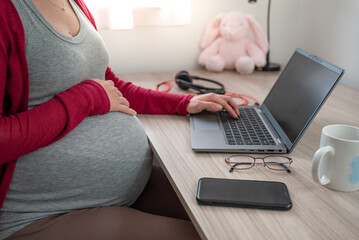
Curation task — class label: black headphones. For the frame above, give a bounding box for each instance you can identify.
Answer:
[175,71,225,95]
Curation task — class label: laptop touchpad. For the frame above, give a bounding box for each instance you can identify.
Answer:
[193,115,219,131]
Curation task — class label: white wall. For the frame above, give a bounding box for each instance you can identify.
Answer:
[99,0,359,90]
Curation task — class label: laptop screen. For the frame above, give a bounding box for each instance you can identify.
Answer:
[261,48,344,151]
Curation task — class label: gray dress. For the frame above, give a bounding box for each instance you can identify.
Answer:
[0,1,153,239]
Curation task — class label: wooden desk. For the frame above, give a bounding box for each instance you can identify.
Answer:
[118,70,359,240]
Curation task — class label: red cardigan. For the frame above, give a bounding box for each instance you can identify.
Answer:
[0,0,192,209]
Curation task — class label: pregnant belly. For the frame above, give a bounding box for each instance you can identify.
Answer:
[11,112,153,211]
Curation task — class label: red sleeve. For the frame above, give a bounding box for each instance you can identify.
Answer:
[0,80,110,163]
[105,67,193,116]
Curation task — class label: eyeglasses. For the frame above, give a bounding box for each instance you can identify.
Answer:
[225,155,293,173]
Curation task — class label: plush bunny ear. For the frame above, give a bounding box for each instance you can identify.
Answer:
[246,14,268,53]
[200,13,226,49]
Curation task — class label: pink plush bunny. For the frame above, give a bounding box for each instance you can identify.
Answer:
[198,11,268,74]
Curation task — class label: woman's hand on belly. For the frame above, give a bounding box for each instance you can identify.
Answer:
[90,79,137,116]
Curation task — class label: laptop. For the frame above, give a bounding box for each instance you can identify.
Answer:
[190,48,344,153]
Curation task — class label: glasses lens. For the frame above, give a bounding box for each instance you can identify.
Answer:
[264,156,291,170]
[227,155,254,170]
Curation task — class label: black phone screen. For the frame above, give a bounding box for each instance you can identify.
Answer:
[196,178,292,210]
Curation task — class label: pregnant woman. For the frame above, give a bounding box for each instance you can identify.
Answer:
[0,0,239,239]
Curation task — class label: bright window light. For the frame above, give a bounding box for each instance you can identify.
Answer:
[85,0,191,30]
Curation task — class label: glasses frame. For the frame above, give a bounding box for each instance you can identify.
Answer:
[225,155,293,173]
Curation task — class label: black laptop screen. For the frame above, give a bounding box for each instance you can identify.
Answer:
[262,49,343,147]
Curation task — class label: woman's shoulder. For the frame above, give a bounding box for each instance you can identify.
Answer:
[72,0,97,28]
[0,0,23,29]
[0,1,25,49]
[0,0,18,14]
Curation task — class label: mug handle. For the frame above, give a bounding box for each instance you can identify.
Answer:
[311,146,335,185]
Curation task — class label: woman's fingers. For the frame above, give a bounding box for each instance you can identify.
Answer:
[90,79,136,115]
[113,104,137,116]
[118,97,130,107]
[187,93,239,118]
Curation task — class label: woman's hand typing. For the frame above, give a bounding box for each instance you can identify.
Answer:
[186,93,239,118]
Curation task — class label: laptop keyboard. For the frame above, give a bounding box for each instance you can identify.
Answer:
[219,108,276,145]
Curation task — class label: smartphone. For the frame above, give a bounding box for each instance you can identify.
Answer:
[196,177,292,211]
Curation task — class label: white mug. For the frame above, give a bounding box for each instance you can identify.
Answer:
[311,124,359,192]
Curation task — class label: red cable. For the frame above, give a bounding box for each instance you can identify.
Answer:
[156,80,174,92]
